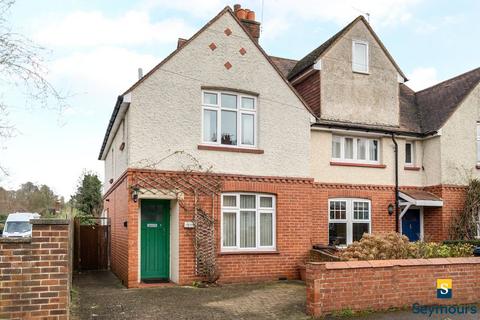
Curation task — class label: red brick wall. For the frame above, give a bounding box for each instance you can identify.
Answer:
[104,168,467,287]
[0,220,71,320]
[306,258,480,317]
[424,185,467,241]
[293,70,320,116]
[103,172,129,286]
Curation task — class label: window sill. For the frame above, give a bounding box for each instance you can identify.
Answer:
[404,166,421,171]
[219,250,279,256]
[352,70,370,75]
[330,161,386,169]
[198,145,264,154]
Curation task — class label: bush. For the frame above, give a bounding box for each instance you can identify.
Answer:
[339,232,474,261]
[339,232,413,261]
[443,239,480,247]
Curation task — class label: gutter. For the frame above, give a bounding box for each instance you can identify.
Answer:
[311,122,437,138]
[98,95,128,160]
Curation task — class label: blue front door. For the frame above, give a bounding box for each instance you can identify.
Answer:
[402,209,421,241]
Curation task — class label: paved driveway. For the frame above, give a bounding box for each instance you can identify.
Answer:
[71,271,310,320]
[72,272,479,320]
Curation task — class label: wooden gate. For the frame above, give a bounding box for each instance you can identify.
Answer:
[74,217,110,271]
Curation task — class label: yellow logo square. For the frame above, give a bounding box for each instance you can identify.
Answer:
[437,279,452,290]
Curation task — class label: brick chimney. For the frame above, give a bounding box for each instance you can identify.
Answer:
[233,4,260,43]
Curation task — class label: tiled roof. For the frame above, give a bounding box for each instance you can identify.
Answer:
[416,67,480,133]
[269,56,298,77]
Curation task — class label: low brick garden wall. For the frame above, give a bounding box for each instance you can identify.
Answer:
[0,219,71,320]
[306,257,480,317]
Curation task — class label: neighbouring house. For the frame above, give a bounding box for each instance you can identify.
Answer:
[98,4,480,287]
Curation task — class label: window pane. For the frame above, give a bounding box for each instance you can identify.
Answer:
[260,212,273,246]
[353,201,369,220]
[223,195,236,207]
[240,195,255,209]
[345,138,354,159]
[221,93,237,109]
[353,42,367,72]
[241,114,254,145]
[260,196,273,208]
[353,223,369,242]
[221,110,237,145]
[477,140,480,162]
[241,97,255,109]
[203,92,218,105]
[477,123,480,138]
[357,139,367,160]
[405,143,412,163]
[203,109,217,142]
[329,201,346,220]
[240,211,256,248]
[223,212,236,246]
[329,223,346,246]
[369,140,378,161]
[332,137,341,158]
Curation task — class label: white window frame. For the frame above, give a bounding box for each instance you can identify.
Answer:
[328,198,371,246]
[405,141,415,166]
[476,122,480,164]
[221,193,276,252]
[352,40,369,74]
[201,90,257,148]
[331,135,380,164]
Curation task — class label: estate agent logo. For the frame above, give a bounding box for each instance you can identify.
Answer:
[437,279,452,299]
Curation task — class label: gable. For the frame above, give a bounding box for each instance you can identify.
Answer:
[288,16,406,81]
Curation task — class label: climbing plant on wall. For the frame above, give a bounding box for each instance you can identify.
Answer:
[449,179,480,240]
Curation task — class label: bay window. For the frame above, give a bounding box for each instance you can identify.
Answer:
[332,135,380,164]
[221,193,275,251]
[329,198,371,246]
[202,91,256,147]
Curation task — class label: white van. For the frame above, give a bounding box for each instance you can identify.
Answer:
[2,212,40,237]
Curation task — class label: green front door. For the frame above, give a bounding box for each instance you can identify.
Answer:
[141,199,170,280]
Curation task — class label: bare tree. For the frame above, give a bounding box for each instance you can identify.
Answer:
[0,0,67,174]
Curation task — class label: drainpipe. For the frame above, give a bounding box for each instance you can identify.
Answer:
[391,133,399,233]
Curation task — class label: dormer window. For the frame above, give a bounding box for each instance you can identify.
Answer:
[352,40,369,74]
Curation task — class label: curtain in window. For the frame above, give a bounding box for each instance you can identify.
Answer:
[369,140,378,161]
[203,110,217,142]
[357,139,366,160]
[240,211,255,248]
[260,212,273,246]
[223,212,236,246]
[332,137,341,158]
[223,195,236,207]
[240,195,255,209]
[241,114,254,145]
[345,138,353,159]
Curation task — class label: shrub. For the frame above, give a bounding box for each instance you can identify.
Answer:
[339,232,413,261]
[443,239,480,247]
[339,232,474,261]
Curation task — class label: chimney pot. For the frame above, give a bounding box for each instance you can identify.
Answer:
[247,10,255,20]
[233,4,241,11]
[236,8,247,20]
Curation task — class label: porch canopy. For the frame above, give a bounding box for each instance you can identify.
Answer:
[398,189,443,219]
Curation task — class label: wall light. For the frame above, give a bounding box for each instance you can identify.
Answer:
[387,203,395,215]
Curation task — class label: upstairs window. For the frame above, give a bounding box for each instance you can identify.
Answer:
[202,91,256,147]
[352,40,369,73]
[405,141,415,166]
[332,135,379,164]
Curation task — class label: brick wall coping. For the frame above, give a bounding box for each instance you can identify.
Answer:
[0,237,31,243]
[30,218,70,225]
[309,257,480,270]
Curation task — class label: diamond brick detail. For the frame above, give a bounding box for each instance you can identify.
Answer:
[239,48,246,56]
[224,28,232,36]
[209,42,217,51]
[224,62,232,70]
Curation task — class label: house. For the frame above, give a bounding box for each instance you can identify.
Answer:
[99,4,480,287]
